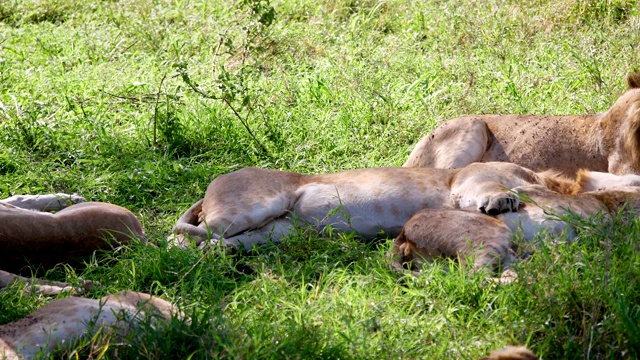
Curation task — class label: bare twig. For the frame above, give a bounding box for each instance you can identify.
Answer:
[179,76,271,156]
[153,73,168,146]
[99,90,180,104]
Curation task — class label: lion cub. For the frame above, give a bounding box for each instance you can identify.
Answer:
[392,171,640,278]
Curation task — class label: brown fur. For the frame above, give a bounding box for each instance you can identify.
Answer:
[0,201,146,273]
[628,71,640,89]
[0,291,182,360]
[392,208,514,273]
[170,162,564,250]
[404,71,640,176]
[591,189,640,214]
[574,169,593,193]
[391,173,640,278]
[479,346,538,360]
[536,169,581,195]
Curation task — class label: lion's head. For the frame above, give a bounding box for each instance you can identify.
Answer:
[600,71,640,175]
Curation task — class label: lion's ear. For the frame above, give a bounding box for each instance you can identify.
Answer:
[627,71,640,89]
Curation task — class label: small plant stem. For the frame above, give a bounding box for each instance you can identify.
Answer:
[153,73,167,147]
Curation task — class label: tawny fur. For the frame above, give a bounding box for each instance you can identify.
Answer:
[0,194,145,294]
[574,169,640,193]
[391,175,640,279]
[170,162,576,250]
[479,346,538,360]
[404,71,640,176]
[0,291,182,360]
[392,208,515,273]
[0,196,146,273]
[536,169,581,195]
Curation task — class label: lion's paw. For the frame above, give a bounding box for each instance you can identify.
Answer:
[168,232,221,249]
[52,193,86,205]
[478,192,520,215]
[196,236,240,255]
[68,193,86,204]
[167,233,194,249]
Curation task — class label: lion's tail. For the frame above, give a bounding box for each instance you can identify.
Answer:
[172,199,203,231]
[170,199,214,243]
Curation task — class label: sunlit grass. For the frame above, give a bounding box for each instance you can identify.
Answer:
[1,0,639,358]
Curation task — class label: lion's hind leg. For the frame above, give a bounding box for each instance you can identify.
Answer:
[391,209,513,275]
[215,218,301,252]
[403,117,490,168]
[169,199,219,248]
[169,224,218,248]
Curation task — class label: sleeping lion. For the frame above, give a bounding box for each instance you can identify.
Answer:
[0,291,182,360]
[170,162,640,280]
[0,193,146,294]
[169,162,577,250]
[404,71,640,176]
[391,170,640,278]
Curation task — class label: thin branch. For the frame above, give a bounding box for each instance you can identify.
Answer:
[153,73,167,147]
[99,90,181,104]
[180,77,271,156]
[223,97,269,155]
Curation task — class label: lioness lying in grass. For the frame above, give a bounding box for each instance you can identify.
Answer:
[391,170,640,279]
[404,71,640,176]
[0,193,146,273]
[0,193,146,294]
[169,162,576,250]
[0,291,182,360]
[170,161,640,282]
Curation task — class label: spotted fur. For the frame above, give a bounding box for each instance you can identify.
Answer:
[404,71,640,177]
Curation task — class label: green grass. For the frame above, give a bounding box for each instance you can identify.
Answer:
[1,0,640,358]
